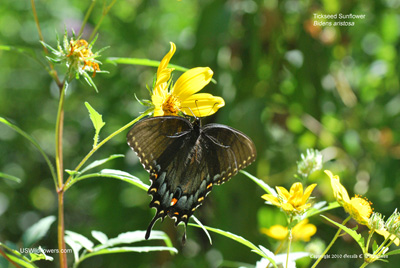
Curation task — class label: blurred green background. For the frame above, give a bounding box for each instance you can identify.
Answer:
[1,0,400,267]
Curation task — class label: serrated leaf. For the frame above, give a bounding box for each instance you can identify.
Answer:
[65,230,94,252]
[85,102,105,145]
[81,154,124,174]
[321,215,365,252]
[189,223,276,267]
[92,230,108,244]
[0,172,21,183]
[22,216,56,248]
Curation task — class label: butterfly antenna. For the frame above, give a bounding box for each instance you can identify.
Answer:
[194,99,202,118]
[205,101,219,117]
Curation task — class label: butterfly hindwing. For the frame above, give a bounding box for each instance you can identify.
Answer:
[127,116,256,240]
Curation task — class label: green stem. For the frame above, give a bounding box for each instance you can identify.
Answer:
[88,0,117,42]
[63,111,150,191]
[286,229,292,268]
[30,0,62,87]
[55,82,67,268]
[79,0,97,37]
[311,215,351,268]
[365,229,375,252]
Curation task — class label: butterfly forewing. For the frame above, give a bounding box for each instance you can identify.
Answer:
[202,123,257,185]
[127,116,193,173]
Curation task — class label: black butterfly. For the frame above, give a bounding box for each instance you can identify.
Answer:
[126,116,256,241]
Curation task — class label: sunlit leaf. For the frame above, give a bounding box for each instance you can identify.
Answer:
[85,102,105,145]
[240,170,276,195]
[81,154,124,173]
[321,215,365,252]
[189,223,276,267]
[65,230,94,252]
[91,230,108,245]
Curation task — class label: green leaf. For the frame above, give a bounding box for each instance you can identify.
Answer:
[85,102,105,146]
[321,215,365,252]
[65,230,94,252]
[386,249,400,256]
[106,57,217,84]
[77,246,177,266]
[240,170,276,195]
[0,172,21,183]
[305,201,341,218]
[372,240,378,252]
[22,216,56,248]
[94,230,173,251]
[0,242,38,268]
[192,216,212,245]
[91,230,108,244]
[189,223,276,267]
[29,246,53,262]
[65,235,82,263]
[65,169,149,191]
[81,154,124,174]
[0,117,57,186]
[82,72,99,92]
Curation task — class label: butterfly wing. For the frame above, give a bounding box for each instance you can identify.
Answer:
[127,116,204,239]
[201,123,257,185]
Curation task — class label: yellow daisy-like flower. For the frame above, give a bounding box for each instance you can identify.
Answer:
[325,170,372,225]
[261,219,317,242]
[151,42,225,117]
[262,182,317,215]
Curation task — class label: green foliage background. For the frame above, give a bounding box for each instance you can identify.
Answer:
[1,0,400,267]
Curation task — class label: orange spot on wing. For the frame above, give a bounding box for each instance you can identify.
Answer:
[170,198,178,206]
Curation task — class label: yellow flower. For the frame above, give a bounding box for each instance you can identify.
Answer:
[325,170,372,225]
[67,39,100,77]
[151,42,225,117]
[261,219,317,242]
[262,182,317,215]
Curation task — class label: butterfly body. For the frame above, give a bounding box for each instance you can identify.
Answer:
[127,116,256,240]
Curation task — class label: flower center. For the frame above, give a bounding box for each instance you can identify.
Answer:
[162,95,181,116]
[345,195,373,225]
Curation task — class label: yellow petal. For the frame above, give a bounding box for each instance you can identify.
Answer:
[301,183,317,205]
[157,42,176,79]
[325,170,350,204]
[172,67,213,99]
[180,93,225,117]
[261,225,288,240]
[276,186,290,201]
[261,194,281,207]
[288,182,304,207]
[293,220,317,242]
